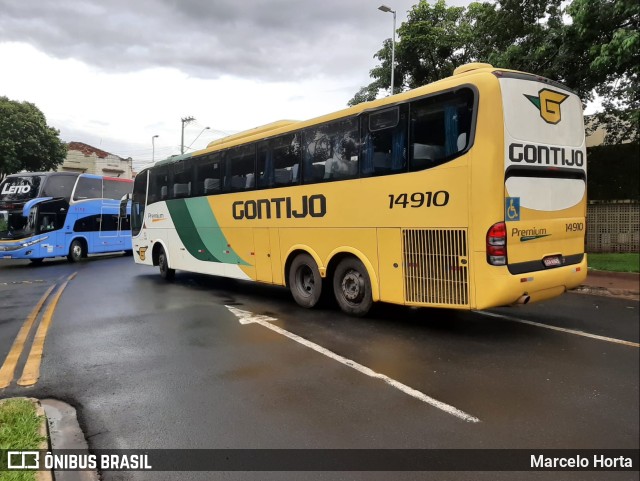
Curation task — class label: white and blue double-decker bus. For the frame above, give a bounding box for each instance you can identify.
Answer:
[0,172,133,264]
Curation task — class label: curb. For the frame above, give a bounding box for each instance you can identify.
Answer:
[575,269,640,301]
[41,399,100,481]
[34,399,54,481]
[572,285,640,301]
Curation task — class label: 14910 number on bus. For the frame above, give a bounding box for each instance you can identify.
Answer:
[566,222,584,232]
[388,191,450,209]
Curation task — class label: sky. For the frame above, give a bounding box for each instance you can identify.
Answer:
[0,0,476,170]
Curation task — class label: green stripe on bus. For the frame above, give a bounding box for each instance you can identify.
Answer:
[166,199,220,262]
[167,198,250,266]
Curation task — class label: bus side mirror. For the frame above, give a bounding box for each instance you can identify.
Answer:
[119,193,131,218]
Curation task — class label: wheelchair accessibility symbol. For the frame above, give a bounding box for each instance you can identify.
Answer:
[506,197,520,221]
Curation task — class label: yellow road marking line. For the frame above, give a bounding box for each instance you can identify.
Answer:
[0,284,57,389]
[17,272,77,387]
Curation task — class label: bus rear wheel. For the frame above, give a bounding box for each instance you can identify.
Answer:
[158,247,175,281]
[333,257,373,316]
[289,253,322,308]
[67,239,85,263]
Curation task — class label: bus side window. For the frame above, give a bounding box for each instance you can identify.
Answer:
[204,178,220,193]
[43,174,77,200]
[361,105,407,177]
[302,118,358,184]
[196,153,223,196]
[173,183,189,198]
[225,144,256,192]
[270,133,300,187]
[73,177,103,201]
[257,142,274,188]
[148,166,169,204]
[409,89,474,172]
[171,160,193,199]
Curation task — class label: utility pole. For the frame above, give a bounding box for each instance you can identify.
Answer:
[181,116,195,155]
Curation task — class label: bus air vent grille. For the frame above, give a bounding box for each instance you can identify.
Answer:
[402,228,469,306]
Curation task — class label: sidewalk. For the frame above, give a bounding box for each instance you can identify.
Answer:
[574,269,640,301]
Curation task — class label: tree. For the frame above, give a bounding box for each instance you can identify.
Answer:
[350,0,639,144]
[0,96,67,179]
[567,0,639,143]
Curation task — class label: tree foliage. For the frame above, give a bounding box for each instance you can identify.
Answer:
[350,0,639,144]
[0,96,67,179]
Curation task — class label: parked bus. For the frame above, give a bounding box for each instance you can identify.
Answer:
[0,172,133,263]
[128,63,587,315]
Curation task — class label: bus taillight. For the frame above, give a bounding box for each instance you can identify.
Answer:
[486,221,507,266]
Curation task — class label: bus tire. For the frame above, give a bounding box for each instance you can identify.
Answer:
[158,247,175,281]
[333,257,373,317]
[67,239,85,262]
[289,253,322,308]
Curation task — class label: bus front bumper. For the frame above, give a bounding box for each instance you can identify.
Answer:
[0,236,50,259]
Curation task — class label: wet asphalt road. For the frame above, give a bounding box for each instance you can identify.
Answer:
[0,255,638,481]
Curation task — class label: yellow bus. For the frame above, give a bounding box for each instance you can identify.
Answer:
[129,63,587,316]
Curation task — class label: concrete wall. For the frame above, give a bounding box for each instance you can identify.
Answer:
[587,201,640,253]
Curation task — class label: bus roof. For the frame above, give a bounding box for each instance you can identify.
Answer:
[2,172,132,181]
[206,120,299,149]
[138,62,571,174]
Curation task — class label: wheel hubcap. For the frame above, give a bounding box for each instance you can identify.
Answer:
[298,266,314,294]
[342,270,364,302]
[73,245,81,257]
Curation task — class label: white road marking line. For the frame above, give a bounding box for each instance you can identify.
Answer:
[226,305,480,423]
[479,311,640,348]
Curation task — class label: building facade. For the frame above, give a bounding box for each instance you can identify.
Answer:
[58,142,134,179]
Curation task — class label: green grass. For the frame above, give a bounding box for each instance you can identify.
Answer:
[588,253,640,273]
[0,398,45,481]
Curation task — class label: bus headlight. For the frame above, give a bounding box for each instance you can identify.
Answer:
[21,236,48,248]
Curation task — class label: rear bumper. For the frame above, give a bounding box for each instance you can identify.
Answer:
[474,255,587,309]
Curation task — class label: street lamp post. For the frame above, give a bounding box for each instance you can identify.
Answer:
[186,126,211,151]
[152,134,159,163]
[378,4,396,95]
[181,116,195,155]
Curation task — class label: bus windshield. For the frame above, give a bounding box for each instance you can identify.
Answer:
[0,209,36,239]
[0,176,44,202]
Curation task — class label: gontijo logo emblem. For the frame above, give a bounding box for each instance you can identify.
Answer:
[524,88,569,125]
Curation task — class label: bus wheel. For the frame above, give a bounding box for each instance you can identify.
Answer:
[333,258,373,317]
[158,247,175,281]
[67,239,84,262]
[289,253,322,308]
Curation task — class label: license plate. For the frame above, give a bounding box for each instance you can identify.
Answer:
[543,256,562,267]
